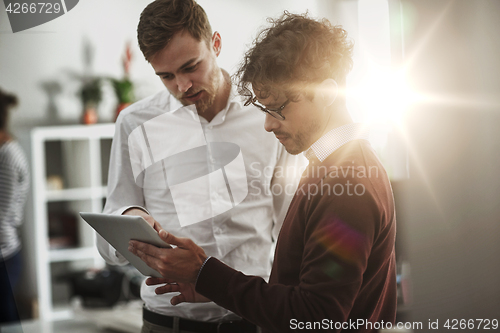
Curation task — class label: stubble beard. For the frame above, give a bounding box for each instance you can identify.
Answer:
[281,118,323,155]
[175,66,220,114]
[195,70,218,113]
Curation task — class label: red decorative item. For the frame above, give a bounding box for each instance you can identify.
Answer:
[82,107,98,125]
[115,102,131,121]
[123,42,132,76]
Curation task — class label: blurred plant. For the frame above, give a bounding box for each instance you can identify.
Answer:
[80,77,102,124]
[80,77,102,108]
[110,78,134,104]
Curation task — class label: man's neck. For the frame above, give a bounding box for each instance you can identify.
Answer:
[319,103,353,138]
[198,69,231,123]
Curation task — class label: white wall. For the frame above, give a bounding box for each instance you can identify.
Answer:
[400,0,500,322]
[0,0,319,130]
[0,0,155,127]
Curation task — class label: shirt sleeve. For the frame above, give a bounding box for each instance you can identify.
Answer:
[0,145,29,229]
[0,158,17,226]
[97,112,148,265]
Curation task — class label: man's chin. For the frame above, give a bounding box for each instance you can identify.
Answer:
[194,100,208,113]
[285,149,303,155]
[195,96,216,113]
[283,143,303,155]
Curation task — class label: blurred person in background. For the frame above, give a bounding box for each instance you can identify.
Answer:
[0,88,30,323]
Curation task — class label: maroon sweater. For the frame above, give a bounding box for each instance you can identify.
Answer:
[196,140,397,332]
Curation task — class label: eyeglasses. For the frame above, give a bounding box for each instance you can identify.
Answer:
[244,96,290,120]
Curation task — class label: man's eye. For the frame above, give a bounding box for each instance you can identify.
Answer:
[185,64,198,72]
[162,74,174,80]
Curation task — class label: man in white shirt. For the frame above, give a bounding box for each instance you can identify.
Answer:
[97,0,303,332]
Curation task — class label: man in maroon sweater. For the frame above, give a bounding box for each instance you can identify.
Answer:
[129,12,397,332]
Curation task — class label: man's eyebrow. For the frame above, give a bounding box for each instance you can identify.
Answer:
[180,58,198,69]
[155,58,198,76]
[259,99,283,109]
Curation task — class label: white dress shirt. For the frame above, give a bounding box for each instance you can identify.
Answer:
[97,87,305,321]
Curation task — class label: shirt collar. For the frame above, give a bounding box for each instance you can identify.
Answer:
[303,123,370,162]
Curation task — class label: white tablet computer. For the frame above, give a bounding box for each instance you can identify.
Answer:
[80,212,169,277]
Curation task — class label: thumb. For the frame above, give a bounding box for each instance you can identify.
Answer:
[153,220,164,233]
[159,230,191,248]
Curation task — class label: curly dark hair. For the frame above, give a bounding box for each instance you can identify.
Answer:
[0,88,18,131]
[137,0,212,61]
[235,12,354,102]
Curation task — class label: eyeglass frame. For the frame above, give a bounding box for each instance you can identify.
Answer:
[244,95,290,120]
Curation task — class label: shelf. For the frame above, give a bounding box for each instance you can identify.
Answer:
[32,123,115,141]
[50,305,74,321]
[49,247,99,263]
[46,187,107,202]
[32,124,115,321]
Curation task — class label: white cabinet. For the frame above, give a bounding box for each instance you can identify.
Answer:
[31,124,115,320]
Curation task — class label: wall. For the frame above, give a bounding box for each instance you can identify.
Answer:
[401,0,500,323]
[0,0,319,130]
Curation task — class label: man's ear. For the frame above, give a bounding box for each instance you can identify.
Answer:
[313,79,338,107]
[212,32,222,57]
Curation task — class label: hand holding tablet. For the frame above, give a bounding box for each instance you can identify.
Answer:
[80,212,170,277]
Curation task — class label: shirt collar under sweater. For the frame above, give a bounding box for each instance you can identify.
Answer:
[303,123,370,162]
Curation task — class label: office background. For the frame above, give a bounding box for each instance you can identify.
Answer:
[1,0,500,330]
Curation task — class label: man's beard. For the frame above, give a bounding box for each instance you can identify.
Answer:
[276,118,323,155]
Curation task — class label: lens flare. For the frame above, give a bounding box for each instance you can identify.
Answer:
[314,217,366,266]
[349,67,419,126]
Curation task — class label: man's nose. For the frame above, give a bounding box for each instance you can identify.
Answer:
[177,75,192,93]
[264,113,280,132]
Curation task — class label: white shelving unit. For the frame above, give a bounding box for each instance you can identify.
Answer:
[31,123,115,321]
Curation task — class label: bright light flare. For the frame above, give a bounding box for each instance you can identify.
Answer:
[349,68,418,125]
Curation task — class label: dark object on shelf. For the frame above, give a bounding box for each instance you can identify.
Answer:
[66,268,124,308]
[80,78,102,125]
[64,265,142,308]
[126,273,142,299]
[48,212,78,249]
